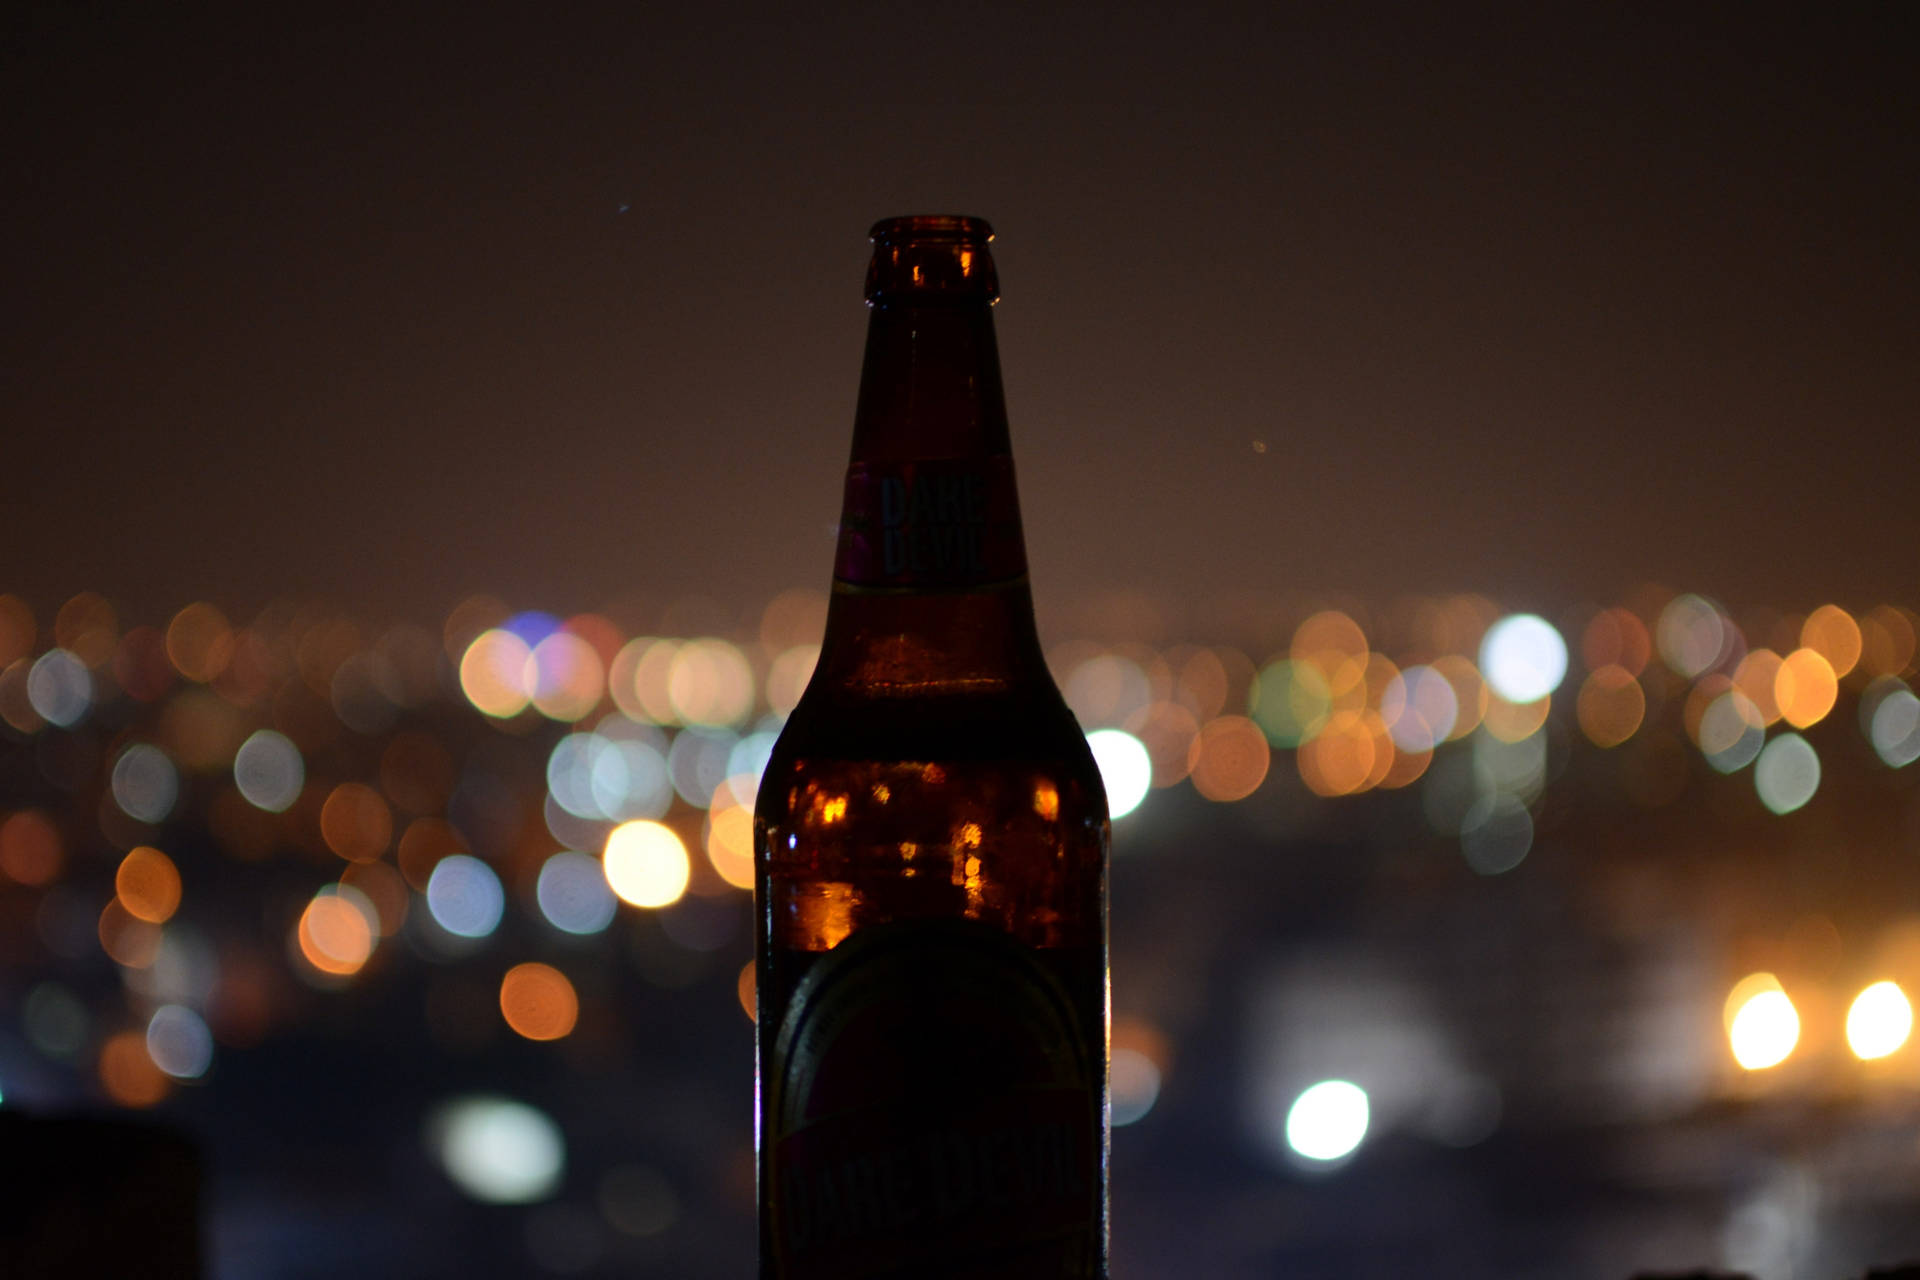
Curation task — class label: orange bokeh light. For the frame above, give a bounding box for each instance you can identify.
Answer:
[1188,715,1270,802]
[1776,648,1839,729]
[0,809,64,885]
[115,846,182,924]
[500,962,580,1041]
[99,1029,170,1108]
[320,782,393,862]
[297,890,375,976]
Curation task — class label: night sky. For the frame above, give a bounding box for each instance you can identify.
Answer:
[7,4,1916,629]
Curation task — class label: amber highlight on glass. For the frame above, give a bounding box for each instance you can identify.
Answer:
[754,216,1110,1278]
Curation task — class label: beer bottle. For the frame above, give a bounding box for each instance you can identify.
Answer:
[754,216,1111,1278]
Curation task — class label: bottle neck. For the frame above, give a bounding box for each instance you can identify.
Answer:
[814,297,1049,698]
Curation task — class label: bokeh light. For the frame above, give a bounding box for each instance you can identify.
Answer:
[1380,664,1459,752]
[1297,711,1379,798]
[499,963,580,1041]
[112,744,180,824]
[529,631,606,722]
[1460,792,1533,875]
[1479,614,1567,703]
[426,855,507,939]
[1190,715,1271,802]
[536,851,620,934]
[430,1096,566,1204]
[1754,733,1820,815]
[116,846,183,924]
[1581,606,1652,676]
[1285,1080,1369,1162]
[1,809,65,885]
[460,629,534,719]
[1775,648,1838,729]
[704,802,757,890]
[99,1028,170,1107]
[1576,665,1645,748]
[1846,981,1913,1060]
[297,885,378,976]
[1064,653,1153,729]
[26,648,91,727]
[604,820,691,908]
[146,1004,215,1079]
[1725,974,1799,1070]
[1866,684,1920,767]
[233,729,305,812]
[1800,604,1862,678]
[166,603,235,683]
[668,638,755,727]
[320,782,393,862]
[1698,691,1765,774]
[1086,729,1152,819]
[1249,659,1331,748]
[1657,594,1729,679]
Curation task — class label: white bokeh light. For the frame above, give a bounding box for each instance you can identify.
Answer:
[430,1095,566,1204]
[1285,1079,1370,1162]
[1479,615,1567,704]
[1086,729,1152,820]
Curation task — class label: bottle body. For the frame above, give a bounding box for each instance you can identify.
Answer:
[755,217,1110,1279]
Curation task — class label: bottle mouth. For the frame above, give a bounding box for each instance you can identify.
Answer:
[868,215,995,247]
[865,216,999,303]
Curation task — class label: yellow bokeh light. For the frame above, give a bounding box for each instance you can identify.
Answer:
[1732,649,1786,725]
[668,638,755,727]
[1725,973,1799,1070]
[1776,648,1838,729]
[604,819,691,908]
[1481,693,1550,744]
[705,802,757,890]
[298,889,375,976]
[1846,981,1913,1061]
[608,638,680,724]
[459,629,533,718]
[115,846,182,924]
[499,962,580,1042]
[1800,604,1861,678]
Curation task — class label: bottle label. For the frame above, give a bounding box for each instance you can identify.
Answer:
[766,919,1102,1278]
[832,457,1029,589]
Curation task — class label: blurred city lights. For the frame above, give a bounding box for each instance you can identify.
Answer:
[1866,684,1920,768]
[1726,975,1799,1070]
[1086,729,1152,819]
[233,729,305,812]
[499,962,580,1041]
[1754,733,1820,815]
[111,744,180,824]
[1479,614,1568,703]
[668,637,754,726]
[460,629,534,718]
[430,1096,566,1204]
[1576,665,1645,747]
[1776,648,1838,729]
[26,648,91,726]
[703,802,757,890]
[1285,1080,1370,1162]
[1381,664,1459,752]
[145,1004,215,1079]
[536,851,620,934]
[98,1027,169,1107]
[604,820,691,908]
[1800,604,1862,678]
[1845,981,1913,1060]
[1658,594,1730,679]
[115,846,182,924]
[297,885,378,976]
[1111,1046,1162,1126]
[426,856,507,939]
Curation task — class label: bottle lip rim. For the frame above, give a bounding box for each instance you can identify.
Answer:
[868,215,994,245]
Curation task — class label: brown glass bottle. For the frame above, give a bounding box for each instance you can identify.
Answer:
[754,216,1110,1279]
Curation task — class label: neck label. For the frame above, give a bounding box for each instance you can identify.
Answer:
[833,457,1028,589]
